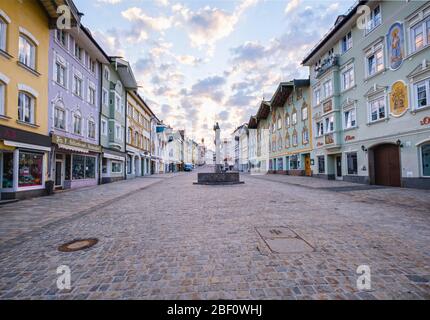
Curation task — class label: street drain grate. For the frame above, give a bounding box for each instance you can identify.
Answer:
[256,227,314,254]
[58,238,98,252]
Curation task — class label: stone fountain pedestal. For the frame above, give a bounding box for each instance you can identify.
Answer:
[194,172,244,185]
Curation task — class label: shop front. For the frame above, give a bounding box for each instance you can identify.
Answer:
[101,149,126,184]
[0,125,51,200]
[51,135,101,190]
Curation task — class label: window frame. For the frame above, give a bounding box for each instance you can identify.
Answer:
[366,4,382,35]
[87,118,96,139]
[341,63,355,91]
[73,74,83,98]
[73,112,82,135]
[413,77,430,110]
[18,34,36,70]
[346,152,358,175]
[54,106,66,130]
[365,43,385,78]
[368,94,387,123]
[421,143,430,177]
[343,107,357,130]
[341,31,353,54]
[18,91,35,124]
[0,17,7,52]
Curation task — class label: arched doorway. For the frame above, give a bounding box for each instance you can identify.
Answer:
[370,143,401,187]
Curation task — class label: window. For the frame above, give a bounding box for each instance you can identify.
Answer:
[0,18,7,51]
[128,104,133,117]
[74,43,82,61]
[285,113,290,127]
[341,65,354,91]
[19,35,36,69]
[422,143,430,177]
[366,5,381,33]
[101,119,107,136]
[88,87,96,105]
[292,130,298,146]
[366,45,384,77]
[318,156,325,174]
[302,105,308,121]
[73,112,82,135]
[89,58,96,73]
[414,79,429,109]
[56,29,67,47]
[115,125,122,141]
[316,121,324,137]
[18,91,35,124]
[88,119,96,139]
[277,116,282,130]
[55,62,66,87]
[325,116,334,133]
[344,108,356,129]
[72,155,95,180]
[54,107,65,130]
[290,155,299,170]
[112,162,122,173]
[0,81,5,115]
[102,89,108,106]
[368,96,386,122]
[134,132,139,146]
[291,110,297,125]
[127,127,132,143]
[115,95,122,113]
[104,67,110,81]
[18,151,43,187]
[73,75,82,97]
[302,129,309,145]
[285,133,290,148]
[347,152,358,175]
[323,80,333,98]
[313,88,321,106]
[341,31,352,53]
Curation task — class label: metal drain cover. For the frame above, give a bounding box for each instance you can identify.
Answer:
[58,238,98,252]
[256,226,314,254]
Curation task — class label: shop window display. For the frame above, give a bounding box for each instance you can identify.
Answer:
[18,152,43,187]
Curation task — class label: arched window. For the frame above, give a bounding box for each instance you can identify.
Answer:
[302,101,309,121]
[18,91,35,124]
[19,34,36,70]
[54,103,66,130]
[285,112,290,128]
[88,117,96,139]
[291,108,297,125]
[292,129,298,146]
[285,132,290,149]
[277,133,283,151]
[302,127,309,145]
[73,111,82,135]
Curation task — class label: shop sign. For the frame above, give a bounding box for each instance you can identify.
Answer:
[345,135,355,142]
[0,124,51,147]
[421,117,430,126]
[52,135,101,153]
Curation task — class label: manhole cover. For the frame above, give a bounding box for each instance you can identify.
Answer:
[58,238,98,252]
[256,226,314,254]
[265,238,314,254]
[256,227,297,238]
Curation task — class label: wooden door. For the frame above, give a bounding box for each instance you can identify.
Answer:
[305,155,311,176]
[374,144,401,187]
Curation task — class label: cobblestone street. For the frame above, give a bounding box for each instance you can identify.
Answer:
[0,168,429,300]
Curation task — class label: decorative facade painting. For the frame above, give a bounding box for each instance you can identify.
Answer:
[387,22,405,71]
[389,80,409,117]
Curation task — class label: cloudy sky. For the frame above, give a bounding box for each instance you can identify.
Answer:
[75,0,354,146]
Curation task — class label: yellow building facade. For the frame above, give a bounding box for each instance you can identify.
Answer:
[0,0,53,200]
[126,90,153,178]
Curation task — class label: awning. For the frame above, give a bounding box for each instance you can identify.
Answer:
[58,144,89,153]
[3,140,51,152]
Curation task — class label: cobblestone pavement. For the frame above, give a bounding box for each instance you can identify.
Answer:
[0,169,429,300]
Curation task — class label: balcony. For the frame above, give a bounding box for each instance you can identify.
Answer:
[315,55,339,78]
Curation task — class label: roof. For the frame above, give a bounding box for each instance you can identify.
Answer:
[301,0,367,65]
[111,57,138,90]
[271,79,310,109]
[39,0,82,27]
[256,101,271,120]
[248,116,258,129]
